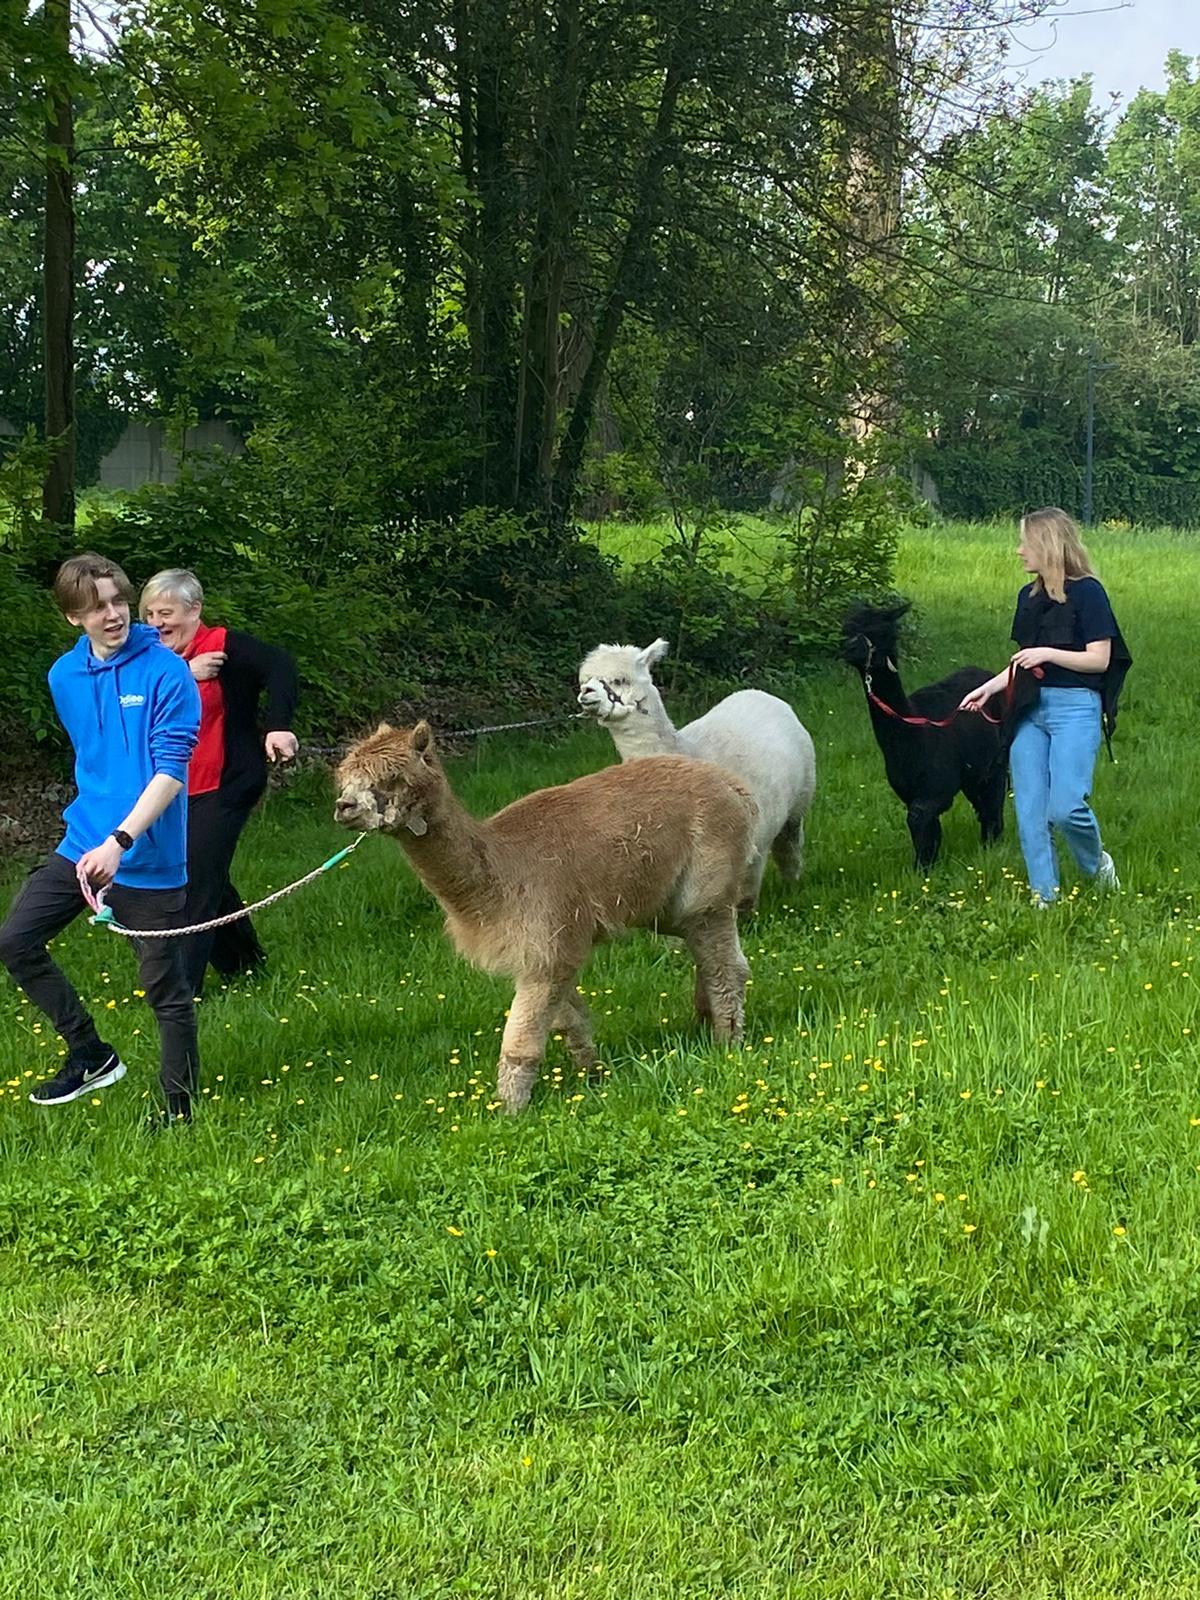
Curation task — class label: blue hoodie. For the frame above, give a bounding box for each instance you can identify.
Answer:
[49,623,200,889]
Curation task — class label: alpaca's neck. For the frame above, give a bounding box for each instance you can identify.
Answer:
[395,780,496,913]
[605,684,682,761]
[855,659,917,744]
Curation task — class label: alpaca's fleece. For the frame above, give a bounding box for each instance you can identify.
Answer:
[840,600,1009,870]
[333,722,757,1111]
[577,638,816,909]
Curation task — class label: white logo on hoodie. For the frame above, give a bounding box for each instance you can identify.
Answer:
[118,692,146,708]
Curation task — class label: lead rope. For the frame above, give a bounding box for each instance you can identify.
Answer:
[304,710,587,759]
[861,638,1034,728]
[82,833,368,940]
[87,708,592,935]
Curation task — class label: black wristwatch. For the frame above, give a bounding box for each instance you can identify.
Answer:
[111,829,134,851]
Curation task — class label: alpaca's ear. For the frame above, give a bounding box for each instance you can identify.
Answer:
[373,721,394,737]
[637,638,669,670]
[410,720,433,756]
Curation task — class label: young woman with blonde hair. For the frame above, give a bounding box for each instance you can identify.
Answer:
[960,507,1131,907]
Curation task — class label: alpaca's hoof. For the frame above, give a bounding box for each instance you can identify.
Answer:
[710,1013,744,1047]
[497,1055,537,1113]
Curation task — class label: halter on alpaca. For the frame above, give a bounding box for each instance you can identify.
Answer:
[856,636,1041,730]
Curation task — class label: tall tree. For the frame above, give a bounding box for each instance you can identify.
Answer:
[1108,51,1200,345]
[41,0,75,529]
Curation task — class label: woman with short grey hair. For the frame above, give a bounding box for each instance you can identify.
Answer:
[141,568,300,996]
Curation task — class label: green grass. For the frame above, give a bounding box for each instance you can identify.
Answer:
[1,520,1198,1597]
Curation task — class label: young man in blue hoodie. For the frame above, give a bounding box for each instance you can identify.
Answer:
[0,552,202,1121]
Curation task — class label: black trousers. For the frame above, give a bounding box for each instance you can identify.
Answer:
[0,852,199,1106]
[183,788,266,998]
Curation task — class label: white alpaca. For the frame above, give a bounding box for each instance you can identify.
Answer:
[578,638,816,910]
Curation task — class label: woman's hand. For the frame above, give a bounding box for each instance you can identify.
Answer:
[959,672,1006,713]
[189,650,226,681]
[265,730,299,763]
[1010,646,1051,671]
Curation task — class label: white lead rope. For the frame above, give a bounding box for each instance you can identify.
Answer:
[82,707,589,937]
[81,833,368,939]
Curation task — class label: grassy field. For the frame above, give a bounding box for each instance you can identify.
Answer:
[1,521,1197,1598]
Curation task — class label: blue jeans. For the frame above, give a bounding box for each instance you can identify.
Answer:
[1009,688,1104,902]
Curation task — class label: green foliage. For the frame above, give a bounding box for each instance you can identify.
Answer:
[904,66,1200,521]
[0,552,67,746]
[76,460,888,738]
[390,506,630,689]
[0,432,66,746]
[779,465,904,647]
[85,459,402,728]
[0,427,52,552]
[926,443,1200,527]
[621,540,791,679]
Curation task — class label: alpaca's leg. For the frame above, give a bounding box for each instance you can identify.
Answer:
[693,970,713,1027]
[552,983,598,1078]
[683,909,750,1043]
[737,849,768,916]
[496,977,556,1113]
[770,815,806,882]
[962,758,1006,846]
[907,800,945,870]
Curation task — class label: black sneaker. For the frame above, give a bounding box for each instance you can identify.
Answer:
[29,1047,127,1106]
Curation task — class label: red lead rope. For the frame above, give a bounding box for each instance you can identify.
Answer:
[865,660,1042,730]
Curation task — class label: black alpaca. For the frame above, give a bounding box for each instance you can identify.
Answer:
[841,601,1010,870]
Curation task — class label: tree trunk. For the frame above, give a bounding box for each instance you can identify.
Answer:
[835,2,903,453]
[42,0,75,532]
[548,42,691,528]
[473,10,520,507]
[512,0,582,514]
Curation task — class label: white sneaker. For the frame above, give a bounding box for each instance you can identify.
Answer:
[1094,851,1120,891]
[1032,896,1055,911]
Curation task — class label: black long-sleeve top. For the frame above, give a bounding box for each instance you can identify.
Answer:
[218,630,300,806]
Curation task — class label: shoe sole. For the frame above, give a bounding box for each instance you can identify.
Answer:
[29,1060,127,1106]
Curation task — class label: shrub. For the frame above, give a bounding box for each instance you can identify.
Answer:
[784,474,903,651]
[0,552,70,749]
[621,541,794,685]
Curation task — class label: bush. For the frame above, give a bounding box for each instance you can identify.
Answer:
[923,443,1200,527]
[784,474,903,651]
[0,552,68,749]
[13,447,888,755]
[620,542,794,685]
[0,434,73,753]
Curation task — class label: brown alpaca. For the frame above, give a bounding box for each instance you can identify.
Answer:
[333,721,757,1112]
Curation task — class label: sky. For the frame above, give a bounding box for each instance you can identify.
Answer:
[1006,0,1191,106]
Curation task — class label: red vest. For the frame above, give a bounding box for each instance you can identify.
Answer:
[180,623,228,795]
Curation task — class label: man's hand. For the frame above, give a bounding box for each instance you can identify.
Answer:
[189,650,226,681]
[76,835,125,892]
[265,730,299,763]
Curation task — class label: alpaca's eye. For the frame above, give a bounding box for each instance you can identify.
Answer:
[613,676,627,688]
